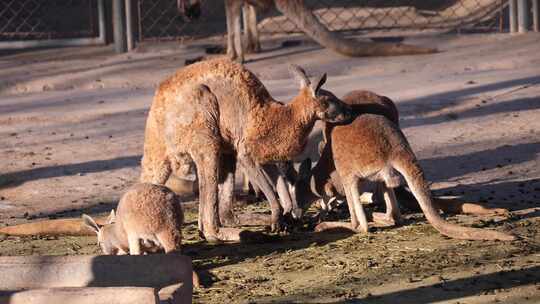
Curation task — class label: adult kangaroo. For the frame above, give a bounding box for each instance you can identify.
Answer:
[181,0,436,63]
[293,90,515,241]
[140,58,351,242]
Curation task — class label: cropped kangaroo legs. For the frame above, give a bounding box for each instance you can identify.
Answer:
[372,185,403,227]
[315,179,369,233]
[218,153,238,227]
[238,156,284,232]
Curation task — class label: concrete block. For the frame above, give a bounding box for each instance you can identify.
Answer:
[0,254,192,304]
[0,287,158,304]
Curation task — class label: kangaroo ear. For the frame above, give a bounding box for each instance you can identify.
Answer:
[289,64,311,89]
[310,73,327,97]
[107,209,116,224]
[298,158,312,180]
[82,214,100,235]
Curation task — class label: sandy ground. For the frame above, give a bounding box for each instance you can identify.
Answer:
[0,33,539,303]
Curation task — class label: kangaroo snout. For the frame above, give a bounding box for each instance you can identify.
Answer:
[324,101,353,124]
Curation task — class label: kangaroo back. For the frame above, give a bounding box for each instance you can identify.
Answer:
[118,184,183,239]
[341,90,399,125]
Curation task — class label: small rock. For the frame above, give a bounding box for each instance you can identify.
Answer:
[446,113,459,120]
[466,80,476,85]
[185,56,205,66]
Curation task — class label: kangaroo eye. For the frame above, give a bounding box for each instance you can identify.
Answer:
[318,99,328,108]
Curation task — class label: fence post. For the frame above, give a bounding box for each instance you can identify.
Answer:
[533,0,539,32]
[97,0,106,43]
[517,0,529,33]
[125,0,135,50]
[113,0,127,53]
[509,0,518,33]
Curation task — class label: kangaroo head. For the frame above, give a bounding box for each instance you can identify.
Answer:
[82,212,119,255]
[289,64,352,123]
[177,0,202,21]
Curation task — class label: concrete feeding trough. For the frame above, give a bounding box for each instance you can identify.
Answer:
[0,254,193,304]
[0,287,159,304]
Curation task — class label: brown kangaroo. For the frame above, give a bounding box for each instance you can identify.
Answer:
[82,183,183,255]
[140,58,351,242]
[82,182,200,287]
[294,90,515,241]
[303,90,507,221]
[184,0,435,63]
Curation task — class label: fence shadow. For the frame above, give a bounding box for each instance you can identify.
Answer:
[336,265,540,304]
[0,155,141,190]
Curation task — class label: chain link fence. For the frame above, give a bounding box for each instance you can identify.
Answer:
[137,0,227,41]
[0,0,98,41]
[259,0,506,34]
[137,0,507,42]
[0,0,506,44]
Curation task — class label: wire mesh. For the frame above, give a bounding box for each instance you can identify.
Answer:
[137,0,227,41]
[0,0,98,41]
[258,0,506,35]
[0,0,506,43]
[136,0,506,42]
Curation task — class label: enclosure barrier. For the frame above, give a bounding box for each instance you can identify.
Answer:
[0,0,105,49]
[0,254,192,304]
[136,0,509,42]
[1,1,538,51]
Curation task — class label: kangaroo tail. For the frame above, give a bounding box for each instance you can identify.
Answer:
[0,217,108,236]
[392,154,515,241]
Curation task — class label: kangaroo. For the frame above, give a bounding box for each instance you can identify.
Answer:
[293,91,515,241]
[82,183,183,255]
[307,91,506,220]
[82,183,200,287]
[185,0,435,63]
[140,58,351,242]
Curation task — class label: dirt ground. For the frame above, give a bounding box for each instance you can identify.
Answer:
[0,32,539,303]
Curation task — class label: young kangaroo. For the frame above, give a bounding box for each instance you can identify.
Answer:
[140,58,351,242]
[304,91,507,223]
[294,90,401,224]
[294,91,515,241]
[82,183,183,255]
